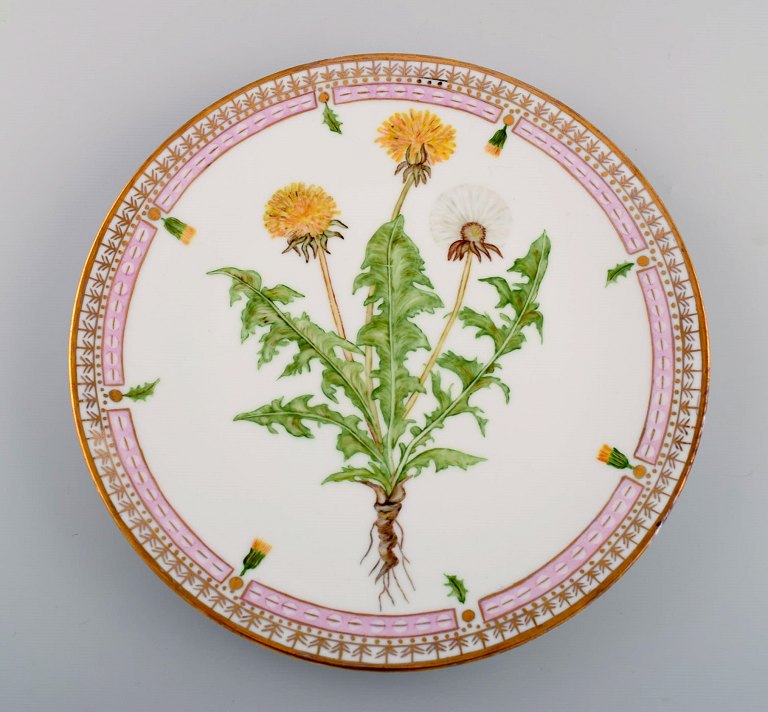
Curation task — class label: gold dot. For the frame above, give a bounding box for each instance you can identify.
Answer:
[147,207,161,221]
[318,91,330,103]
[637,255,650,267]
[229,576,244,591]
[633,465,647,479]
[108,389,123,402]
[503,114,515,126]
[461,610,476,622]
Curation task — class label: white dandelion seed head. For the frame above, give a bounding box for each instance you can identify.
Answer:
[429,184,512,249]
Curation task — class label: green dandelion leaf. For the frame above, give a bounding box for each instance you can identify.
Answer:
[444,574,469,604]
[123,379,160,401]
[606,261,634,286]
[322,104,343,134]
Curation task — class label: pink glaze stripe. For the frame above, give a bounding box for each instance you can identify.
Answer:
[635,267,675,464]
[102,220,156,386]
[332,84,502,122]
[479,477,643,621]
[242,582,458,637]
[155,92,318,212]
[513,119,647,254]
[107,409,233,582]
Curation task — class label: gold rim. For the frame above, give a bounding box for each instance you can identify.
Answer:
[68,52,710,671]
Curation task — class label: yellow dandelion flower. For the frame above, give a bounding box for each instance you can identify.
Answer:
[597,444,634,470]
[263,182,339,239]
[251,538,272,555]
[376,109,456,166]
[240,537,272,576]
[161,216,196,245]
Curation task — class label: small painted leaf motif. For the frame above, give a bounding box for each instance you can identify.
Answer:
[322,103,343,134]
[606,261,634,286]
[123,379,160,401]
[444,574,469,604]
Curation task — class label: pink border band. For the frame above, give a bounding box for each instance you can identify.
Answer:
[102,220,156,387]
[513,119,647,254]
[107,409,233,582]
[155,92,318,212]
[332,83,502,123]
[242,581,458,637]
[479,477,643,621]
[635,267,675,464]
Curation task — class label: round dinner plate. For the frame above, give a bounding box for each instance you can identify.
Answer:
[70,54,708,669]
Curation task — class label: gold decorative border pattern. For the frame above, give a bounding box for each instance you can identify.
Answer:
[70,54,708,670]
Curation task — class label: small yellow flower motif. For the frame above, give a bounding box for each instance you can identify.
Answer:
[597,444,640,473]
[251,538,272,555]
[376,109,456,184]
[597,444,613,464]
[161,216,196,245]
[484,114,516,158]
[240,537,272,576]
[263,183,347,260]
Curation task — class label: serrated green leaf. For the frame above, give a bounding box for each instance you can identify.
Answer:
[443,574,469,604]
[428,352,509,435]
[322,467,375,483]
[354,216,442,449]
[123,378,160,401]
[321,103,343,134]
[457,307,526,356]
[222,268,262,306]
[465,232,550,345]
[402,448,485,479]
[209,268,379,441]
[605,260,634,286]
[262,284,304,303]
[398,233,550,478]
[477,275,516,309]
[235,395,382,464]
[509,231,551,282]
[322,466,390,489]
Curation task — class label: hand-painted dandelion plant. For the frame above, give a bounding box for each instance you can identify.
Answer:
[210,114,550,608]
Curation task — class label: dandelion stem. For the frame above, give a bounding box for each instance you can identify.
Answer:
[317,249,352,359]
[391,174,415,222]
[404,254,473,417]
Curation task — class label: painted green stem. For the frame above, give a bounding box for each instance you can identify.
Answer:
[403,254,473,417]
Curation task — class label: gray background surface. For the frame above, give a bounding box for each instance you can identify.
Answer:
[1,1,766,710]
